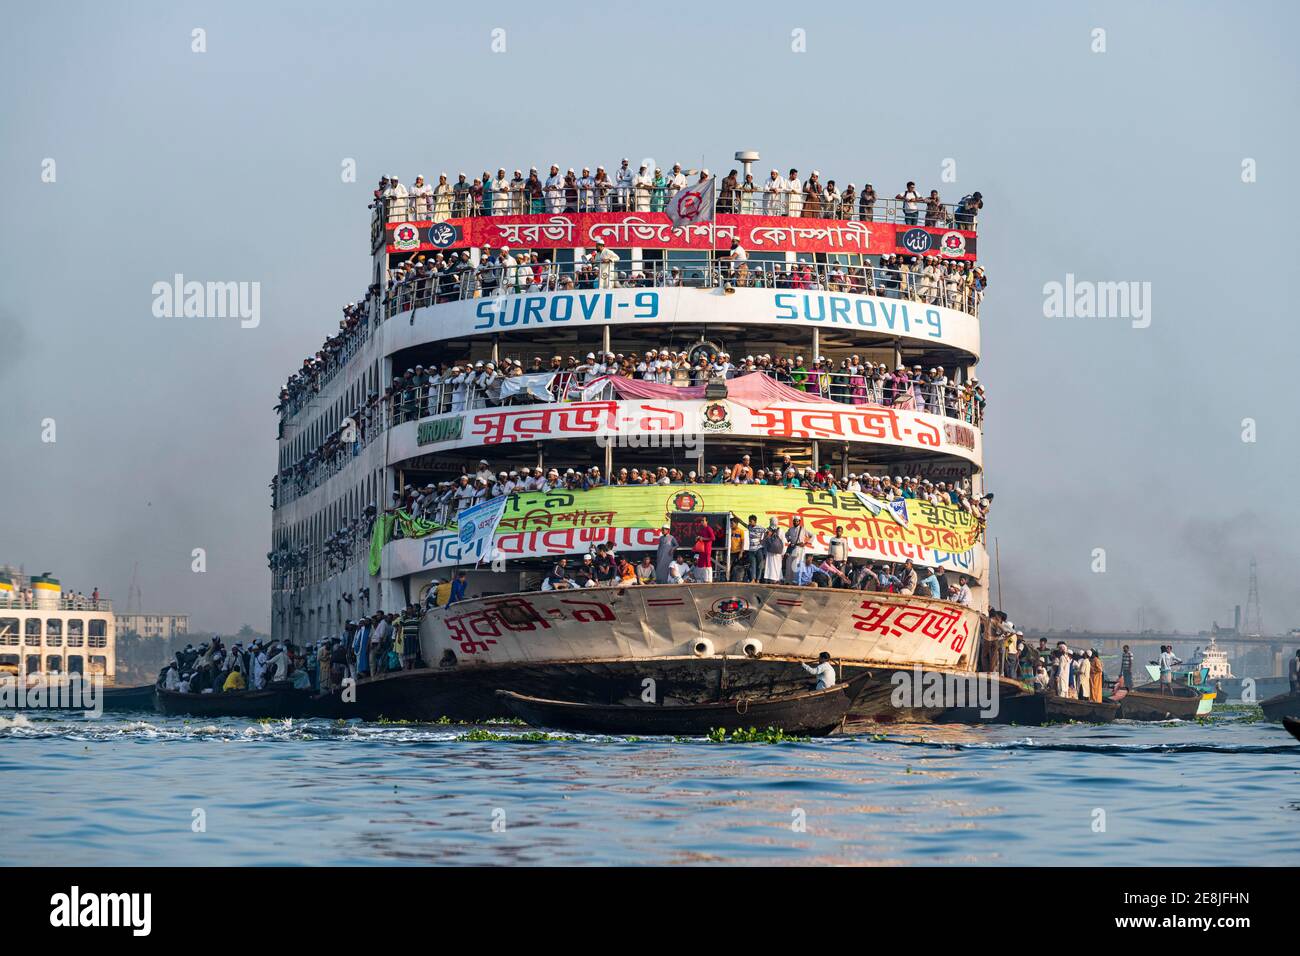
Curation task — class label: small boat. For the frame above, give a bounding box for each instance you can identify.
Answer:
[1115,682,1206,721]
[1260,689,1300,722]
[1007,693,1119,725]
[155,684,310,718]
[1284,716,1300,743]
[100,683,158,712]
[496,672,872,737]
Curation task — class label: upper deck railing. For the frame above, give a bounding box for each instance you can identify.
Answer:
[370,190,978,248]
[384,256,986,320]
[0,597,113,612]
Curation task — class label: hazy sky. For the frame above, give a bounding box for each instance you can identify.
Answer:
[2,1,1296,635]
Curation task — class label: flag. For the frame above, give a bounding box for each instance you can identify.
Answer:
[666,176,716,228]
[852,491,883,516]
[457,495,510,566]
[888,497,910,527]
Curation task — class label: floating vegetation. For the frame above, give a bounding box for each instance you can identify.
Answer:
[705,726,810,744]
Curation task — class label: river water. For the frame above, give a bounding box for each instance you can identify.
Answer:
[1,709,1295,866]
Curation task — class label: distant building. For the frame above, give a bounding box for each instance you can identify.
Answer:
[116,613,190,640]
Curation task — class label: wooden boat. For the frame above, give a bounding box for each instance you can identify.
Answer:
[155,684,310,718]
[1260,689,1300,722]
[1004,692,1119,725]
[100,683,158,712]
[1115,682,1206,721]
[1283,716,1300,743]
[495,672,872,737]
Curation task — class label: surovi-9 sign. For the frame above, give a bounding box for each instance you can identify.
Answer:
[417,416,464,446]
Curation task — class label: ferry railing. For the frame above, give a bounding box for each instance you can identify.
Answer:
[383,257,985,321]
[277,366,984,508]
[370,192,976,232]
[0,597,113,612]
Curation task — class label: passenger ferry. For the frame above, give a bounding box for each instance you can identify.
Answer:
[0,572,116,683]
[270,151,999,721]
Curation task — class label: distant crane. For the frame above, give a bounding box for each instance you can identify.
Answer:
[127,562,143,616]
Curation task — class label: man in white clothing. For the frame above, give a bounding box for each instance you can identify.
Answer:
[594,241,620,288]
[801,652,837,690]
[544,164,564,213]
[764,169,786,215]
[615,158,634,210]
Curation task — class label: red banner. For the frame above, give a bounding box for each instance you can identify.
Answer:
[386,212,976,260]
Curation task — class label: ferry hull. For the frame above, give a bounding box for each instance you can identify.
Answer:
[420,584,982,672]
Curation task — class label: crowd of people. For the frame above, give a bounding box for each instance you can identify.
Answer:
[158,606,426,696]
[387,353,986,422]
[275,298,379,427]
[531,522,974,610]
[394,459,988,535]
[381,247,988,316]
[369,163,983,228]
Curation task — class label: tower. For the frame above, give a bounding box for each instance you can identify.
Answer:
[1244,558,1263,637]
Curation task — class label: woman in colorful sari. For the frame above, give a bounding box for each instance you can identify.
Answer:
[849,357,867,405]
[651,169,667,212]
[480,173,494,217]
[525,169,544,214]
[468,176,484,217]
[1089,650,1105,703]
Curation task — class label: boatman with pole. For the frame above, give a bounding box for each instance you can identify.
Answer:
[801,652,837,690]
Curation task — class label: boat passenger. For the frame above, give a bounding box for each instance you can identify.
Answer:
[1290,650,1300,693]
[801,652,837,690]
[1157,645,1182,694]
[223,668,247,692]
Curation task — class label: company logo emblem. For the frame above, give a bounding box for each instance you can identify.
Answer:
[392,222,420,251]
[701,401,732,432]
[669,490,701,513]
[675,189,704,220]
[939,231,967,257]
[427,222,461,248]
[900,227,933,253]
[705,597,756,627]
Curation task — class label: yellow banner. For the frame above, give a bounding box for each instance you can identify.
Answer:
[494,485,980,555]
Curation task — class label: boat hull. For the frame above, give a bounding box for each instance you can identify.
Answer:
[999,693,1120,725]
[495,673,871,737]
[155,686,311,719]
[1115,683,1205,721]
[1260,690,1300,722]
[99,683,158,712]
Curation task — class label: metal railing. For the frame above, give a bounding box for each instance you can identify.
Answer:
[275,369,984,507]
[0,597,113,612]
[384,256,985,320]
[371,190,976,230]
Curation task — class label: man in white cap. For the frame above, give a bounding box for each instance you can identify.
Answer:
[655,523,679,584]
[594,240,620,289]
[411,175,432,219]
[544,164,564,213]
[764,168,786,215]
[632,163,653,212]
[785,168,803,217]
[615,158,633,210]
[666,163,687,202]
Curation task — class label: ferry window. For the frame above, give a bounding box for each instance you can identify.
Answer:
[40,619,59,646]
[25,656,40,675]
[0,618,17,645]
[25,618,42,643]
[0,654,18,673]
[89,632,107,649]
[67,655,84,674]
[45,619,62,646]
[63,620,81,647]
[45,656,62,673]
[88,656,107,676]
[89,619,106,638]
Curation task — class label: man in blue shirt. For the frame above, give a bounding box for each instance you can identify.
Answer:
[448,571,468,605]
[793,554,817,587]
[918,567,941,599]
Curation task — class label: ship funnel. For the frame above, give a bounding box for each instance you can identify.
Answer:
[32,573,61,609]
